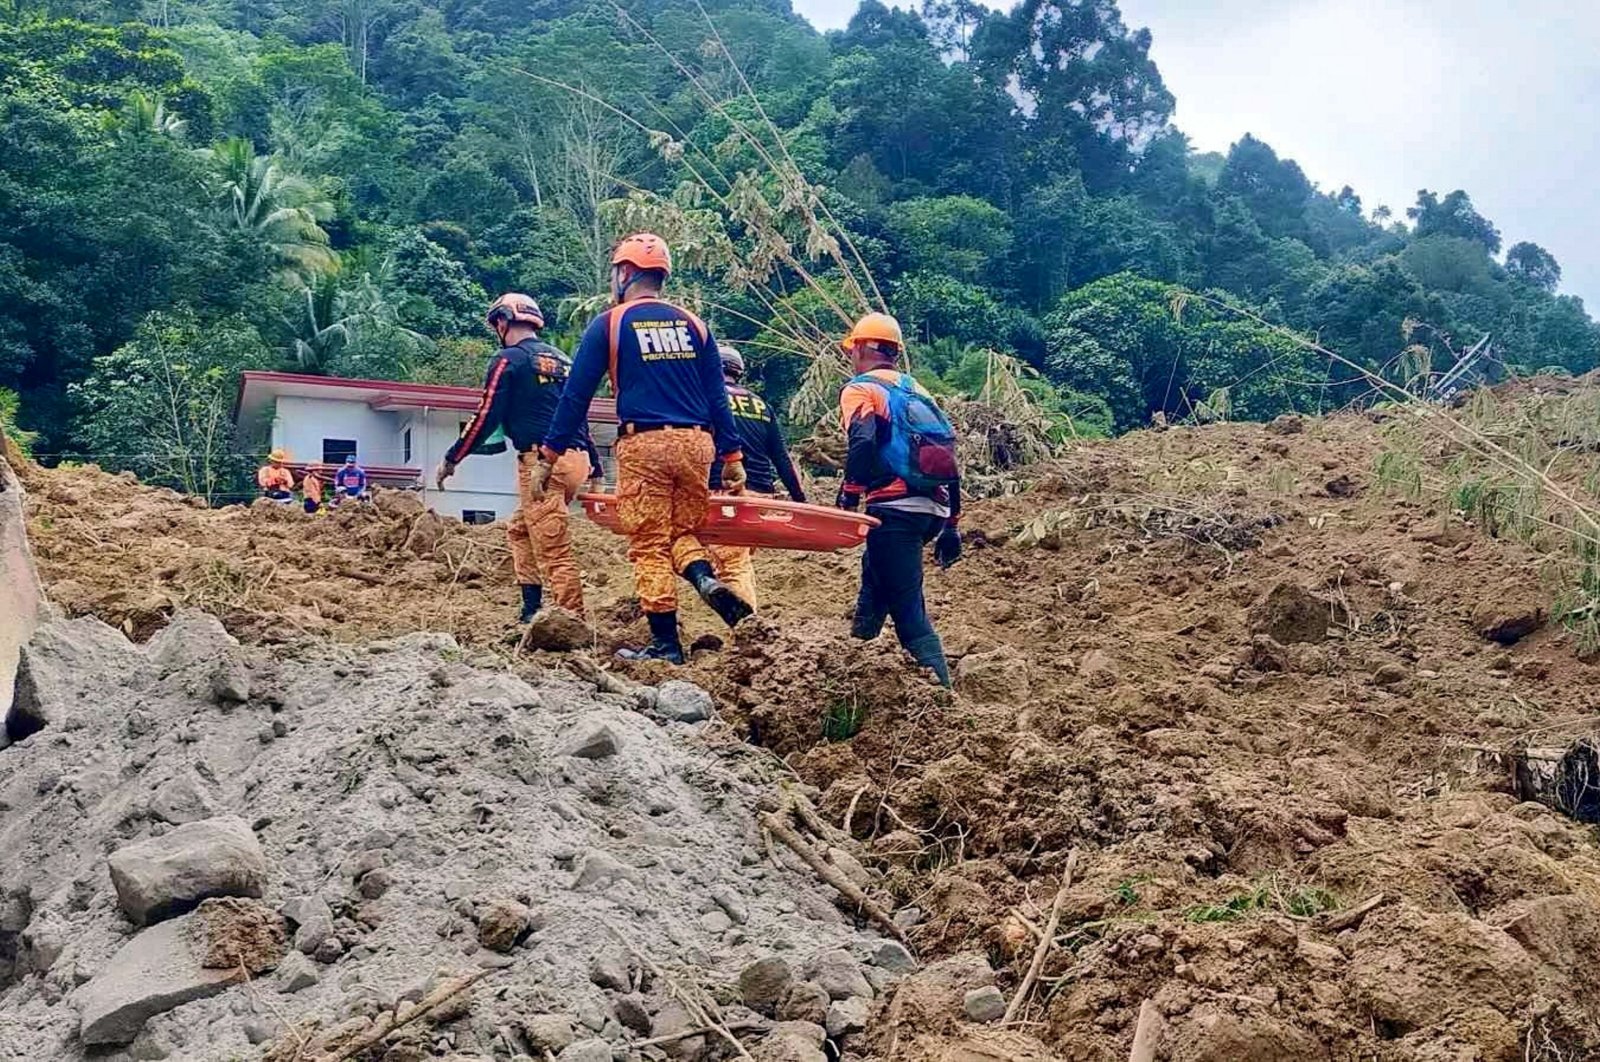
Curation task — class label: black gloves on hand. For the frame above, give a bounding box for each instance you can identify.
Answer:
[836,487,861,511]
[933,524,962,569]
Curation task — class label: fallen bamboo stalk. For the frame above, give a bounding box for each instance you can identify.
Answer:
[1002,848,1080,1025]
[760,810,908,944]
[632,1021,763,1049]
[1316,892,1386,933]
[312,969,488,1062]
[1129,999,1164,1062]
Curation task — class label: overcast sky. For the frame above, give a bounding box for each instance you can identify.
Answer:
[789,0,1600,308]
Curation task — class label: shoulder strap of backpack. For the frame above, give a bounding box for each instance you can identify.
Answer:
[606,307,625,393]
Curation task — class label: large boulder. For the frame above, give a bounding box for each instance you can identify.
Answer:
[0,452,41,734]
[7,618,143,745]
[77,898,285,1045]
[108,816,268,926]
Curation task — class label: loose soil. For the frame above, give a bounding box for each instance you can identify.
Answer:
[17,403,1600,1061]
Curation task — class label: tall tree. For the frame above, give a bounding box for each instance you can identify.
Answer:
[1407,189,1502,254]
[1505,241,1561,292]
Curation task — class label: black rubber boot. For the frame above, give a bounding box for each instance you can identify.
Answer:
[682,560,753,629]
[616,610,686,665]
[905,633,952,687]
[518,583,543,623]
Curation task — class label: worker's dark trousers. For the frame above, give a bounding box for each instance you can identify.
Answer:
[853,507,944,648]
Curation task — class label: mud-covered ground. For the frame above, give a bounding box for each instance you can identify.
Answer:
[21,405,1600,1061]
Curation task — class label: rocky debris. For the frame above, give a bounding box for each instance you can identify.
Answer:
[777,981,830,1024]
[1349,905,1535,1034]
[276,952,319,993]
[145,609,237,672]
[557,1040,612,1062]
[869,940,916,973]
[1249,582,1330,644]
[739,956,794,1015]
[192,896,286,971]
[1473,604,1544,645]
[753,1021,828,1062]
[560,722,620,760]
[953,646,1030,702]
[649,1000,705,1060]
[209,658,251,704]
[477,897,534,953]
[78,899,283,1045]
[7,617,146,744]
[523,608,593,652]
[962,985,1005,1022]
[804,949,872,1001]
[521,1013,576,1052]
[1077,648,1119,688]
[656,679,714,723]
[825,996,870,1037]
[613,994,652,1035]
[587,945,635,991]
[149,773,219,825]
[108,816,268,926]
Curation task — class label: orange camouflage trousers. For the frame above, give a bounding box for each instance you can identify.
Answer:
[708,543,757,609]
[615,428,715,614]
[508,449,590,614]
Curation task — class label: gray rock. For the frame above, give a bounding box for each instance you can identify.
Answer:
[108,816,267,926]
[753,1022,827,1062]
[892,906,923,929]
[711,885,750,926]
[826,996,870,1037]
[357,868,394,900]
[572,851,640,891]
[777,981,829,1025]
[962,985,1005,1023]
[313,936,345,964]
[149,774,218,826]
[210,659,251,704]
[522,1014,576,1051]
[806,950,872,1000]
[280,895,332,930]
[613,994,652,1035]
[648,1001,705,1061]
[739,956,793,1015]
[144,610,237,671]
[560,723,620,760]
[869,940,916,973]
[588,945,633,991]
[700,909,733,934]
[558,1041,613,1062]
[9,618,144,743]
[294,916,334,955]
[242,1019,275,1045]
[276,951,319,993]
[656,680,713,723]
[77,912,240,1045]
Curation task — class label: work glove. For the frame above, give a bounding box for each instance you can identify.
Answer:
[525,454,555,499]
[835,487,860,512]
[933,524,963,569]
[434,459,456,490]
[721,457,747,493]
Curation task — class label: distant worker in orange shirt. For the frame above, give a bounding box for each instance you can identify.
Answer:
[300,467,324,514]
[706,345,806,608]
[836,312,962,686]
[436,293,604,623]
[538,233,749,664]
[257,449,294,503]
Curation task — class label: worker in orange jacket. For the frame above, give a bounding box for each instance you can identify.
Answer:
[836,312,962,686]
[300,468,324,514]
[257,449,294,502]
[706,345,806,608]
[537,233,749,664]
[436,293,603,622]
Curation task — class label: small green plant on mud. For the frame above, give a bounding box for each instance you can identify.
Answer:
[1185,876,1339,923]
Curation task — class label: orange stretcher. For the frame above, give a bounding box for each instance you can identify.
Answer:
[579,493,879,551]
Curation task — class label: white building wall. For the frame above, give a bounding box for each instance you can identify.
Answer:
[271,396,400,466]
[413,408,519,521]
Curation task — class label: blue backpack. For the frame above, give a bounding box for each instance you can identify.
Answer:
[854,371,959,492]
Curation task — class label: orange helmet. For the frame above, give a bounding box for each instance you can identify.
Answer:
[611,233,672,275]
[842,312,904,353]
[486,293,544,331]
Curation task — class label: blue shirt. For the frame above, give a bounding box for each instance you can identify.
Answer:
[543,298,742,459]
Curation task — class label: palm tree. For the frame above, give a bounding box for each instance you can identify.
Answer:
[208,137,336,283]
[286,254,428,373]
[113,92,188,140]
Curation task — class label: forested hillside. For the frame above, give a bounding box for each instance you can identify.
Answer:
[3,0,1597,485]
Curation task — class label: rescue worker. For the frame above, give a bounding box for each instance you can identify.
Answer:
[836,312,962,686]
[257,449,294,502]
[435,293,603,622]
[538,232,748,664]
[301,467,324,514]
[333,454,367,503]
[706,345,806,609]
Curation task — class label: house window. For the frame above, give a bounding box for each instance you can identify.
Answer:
[322,438,358,464]
[402,428,412,464]
[461,509,496,525]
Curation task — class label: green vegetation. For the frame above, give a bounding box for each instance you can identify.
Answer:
[1185,878,1339,923]
[2,0,1597,496]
